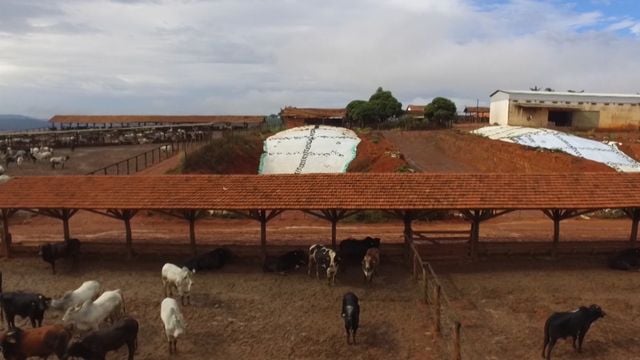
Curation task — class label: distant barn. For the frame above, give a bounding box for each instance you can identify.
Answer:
[405,104,425,119]
[463,106,490,122]
[49,115,266,129]
[279,107,346,128]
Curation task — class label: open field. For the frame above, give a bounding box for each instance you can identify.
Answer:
[437,257,640,359]
[0,254,435,360]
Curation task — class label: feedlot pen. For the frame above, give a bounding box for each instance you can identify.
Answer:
[0,254,436,360]
[437,257,640,360]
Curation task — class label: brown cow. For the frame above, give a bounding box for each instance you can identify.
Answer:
[361,248,380,283]
[0,324,70,360]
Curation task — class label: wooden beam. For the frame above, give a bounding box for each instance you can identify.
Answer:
[1,209,14,258]
[625,208,640,245]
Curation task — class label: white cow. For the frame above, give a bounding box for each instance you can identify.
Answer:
[50,155,70,169]
[50,280,101,313]
[160,297,186,354]
[0,165,4,175]
[62,289,125,331]
[34,151,52,161]
[161,263,194,305]
[160,144,173,153]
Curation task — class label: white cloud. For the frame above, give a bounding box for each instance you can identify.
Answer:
[0,0,639,117]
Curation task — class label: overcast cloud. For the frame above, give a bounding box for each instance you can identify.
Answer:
[0,0,639,118]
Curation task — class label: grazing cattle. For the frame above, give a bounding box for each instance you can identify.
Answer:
[361,248,380,283]
[182,248,232,272]
[263,250,308,274]
[339,236,381,265]
[64,317,139,360]
[0,292,51,329]
[50,280,101,313]
[62,289,125,332]
[341,292,360,345]
[542,304,606,360]
[160,297,185,355]
[160,144,173,153]
[0,165,4,175]
[39,238,81,274]
[608,248,640,270]
[308,244,340,286]
[50,155,69,169]
[0,324,70,360]
[162,264,194,306]
[34,151,52,161]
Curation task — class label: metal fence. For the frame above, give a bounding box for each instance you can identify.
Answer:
[410,242,480,360]
[86,140,204,175]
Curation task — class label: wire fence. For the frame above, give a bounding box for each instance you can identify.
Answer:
[410,242,481,360]
[85,140,205,175]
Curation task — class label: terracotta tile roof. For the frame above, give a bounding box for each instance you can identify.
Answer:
[50,115,265,125]
[0,173,639,210]
[279,107,346,120]
[406,105,425,113]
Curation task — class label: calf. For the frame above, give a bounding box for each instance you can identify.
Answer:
[0,292,51,329]
[160,297,185,355]
[182,248,232,272]
[542,304,606,359]
[62,289,125,332]
[64,317,138,360]
[0,324,70,360]
[50,280,101,313]
[263,250,307,274]
[308,244,340,286]
[608,248,640,270]
[339,236,380,265]
[361,248,380,283]
[341,292,360,345]
[39,238,81,274]
[162,263,194,306]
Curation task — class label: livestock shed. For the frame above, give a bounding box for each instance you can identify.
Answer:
[406,104,425,119]
[50,115,266,129]
[463,106,490,122]
[490,90,640,130]
[279,107,346,128]
[1,173,640,260]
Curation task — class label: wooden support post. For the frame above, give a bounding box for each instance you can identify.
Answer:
[552,216,560,256]
[628,208,640,245]
[422,267,428,304]
[453,321,462,360]
[403,212,413,261]
[331,217,337,249]
[1,209,11,258]
[260,210,267,258]
[189,216,196,255]
[126,159,130,174]
[434,284,441,334]
[124,215,133,258]
[62,215,71,241]
[470,218,480,260]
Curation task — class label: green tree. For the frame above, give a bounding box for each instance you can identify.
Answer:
[368,87,403,123]
[424,97,457,128]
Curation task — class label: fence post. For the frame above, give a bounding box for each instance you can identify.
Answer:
[126,158,130,175]
[116,163,120,175]
[423,268,428,304]
[412,253,417,280]
[135,155,139,173]
[434,284,441,335]
[144,152,148,168]
[453,322,462,360]
[103,168,107,175]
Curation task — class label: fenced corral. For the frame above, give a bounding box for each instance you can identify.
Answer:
[85,140,204,175]
[410,242,476,360]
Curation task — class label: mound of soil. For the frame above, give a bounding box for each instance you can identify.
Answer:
[348,131,409,172]
[182,132,264,174]
[384,129,614,173]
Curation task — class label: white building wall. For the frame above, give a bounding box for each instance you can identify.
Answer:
[489,99,509,125]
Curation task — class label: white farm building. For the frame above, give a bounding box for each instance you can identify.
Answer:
[490,90,640,130]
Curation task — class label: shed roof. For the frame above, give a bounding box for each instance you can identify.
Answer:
[490,90,640,104]
[279,107,346,120]
[0,173,638,210]
[463,106,490,113]
[50,115,265,125]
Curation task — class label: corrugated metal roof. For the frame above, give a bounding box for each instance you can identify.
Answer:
[0,173,638,210]
[50,115,265,125]
[491,90,640,103]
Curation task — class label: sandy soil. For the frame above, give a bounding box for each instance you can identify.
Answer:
[0,255,436,360]
[437,257,640,359]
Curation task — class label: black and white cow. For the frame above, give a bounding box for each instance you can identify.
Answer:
[0,292,51,329]
[542,304,606,360]
[39,238,81,274]
[308,244,340,285]
[339,236,380,266]
[608,248,640,271]
[263,250,307,274]
[64,317,139,360]
[341,292,360,345]
[182,248,232,272]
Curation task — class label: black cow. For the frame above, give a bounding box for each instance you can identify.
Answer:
[263,250,307,274]
[0,292,51,329]
[308,244,340,285]
[542,304,606,359]
[39,238,81,274]
[608,248,640,270]
[341,292,360,345]
[182,248,232,272]
[64,317,139,360]
[339,237,380,266]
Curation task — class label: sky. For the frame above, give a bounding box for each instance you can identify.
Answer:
[0,0,639,118]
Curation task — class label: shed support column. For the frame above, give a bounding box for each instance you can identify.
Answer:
[63,217,70,241]
[124,216,133,259]
[542,209,578,258]
[189,217,196,255]
[552,218,560,256]
[470,219,480,260]
[403,212,413,260]
[626,208,640,245]
[331,218,337,249]
[1,210,11,258]
[259,210,268,258]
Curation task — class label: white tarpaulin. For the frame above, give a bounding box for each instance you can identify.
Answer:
[259,125,361,174]
[472,125,640,172]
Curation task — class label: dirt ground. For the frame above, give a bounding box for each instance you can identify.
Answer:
[436,257,640,359]
[0,254,436,360]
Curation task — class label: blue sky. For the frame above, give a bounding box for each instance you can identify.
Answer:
[1,0,640,118]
